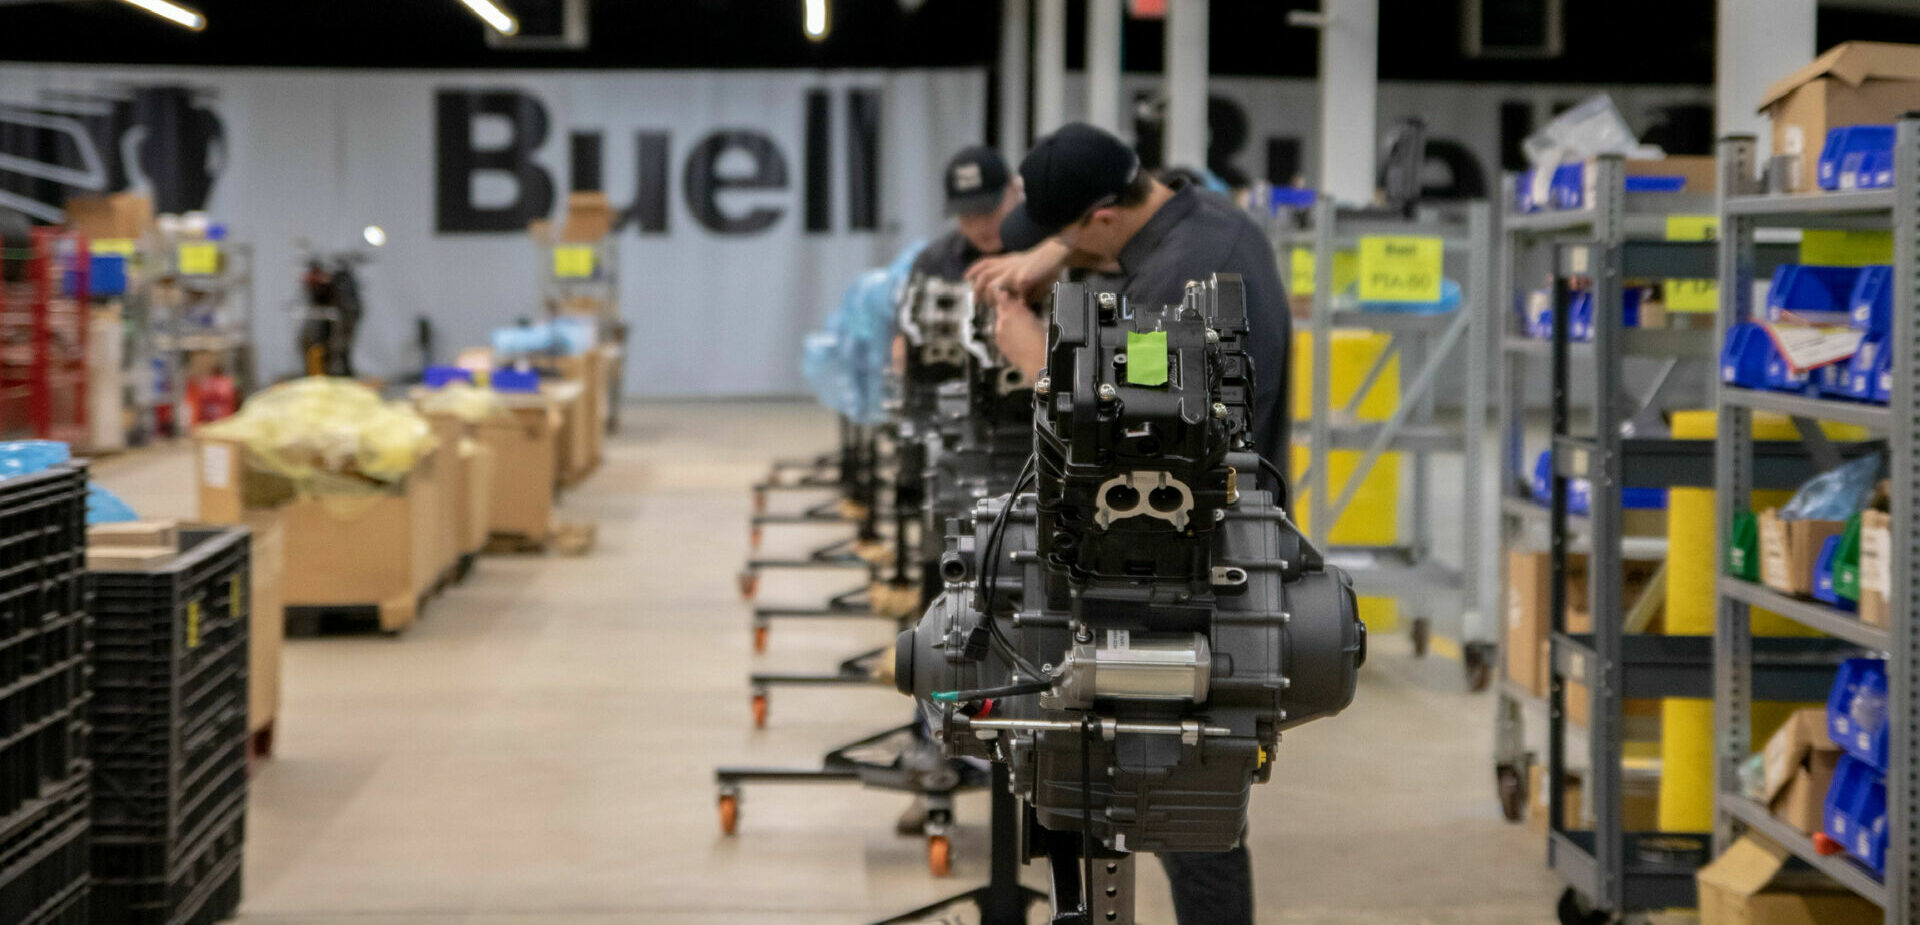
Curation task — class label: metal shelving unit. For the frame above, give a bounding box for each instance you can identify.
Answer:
[1493,156,1851,919]
[1279,198,1495,683]
[1712,125,1920,924]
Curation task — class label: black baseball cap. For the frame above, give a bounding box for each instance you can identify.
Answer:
[998,122,1141,250]
[943,145,1011,216]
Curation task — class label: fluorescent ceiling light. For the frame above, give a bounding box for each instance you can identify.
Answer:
[804,0,828,40]
[456,0,519,36]
[114,0,206,31]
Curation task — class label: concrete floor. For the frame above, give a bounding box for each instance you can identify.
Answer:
[92,400,1567,924]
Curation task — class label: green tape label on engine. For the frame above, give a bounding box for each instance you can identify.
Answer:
[1125,331,1168,386]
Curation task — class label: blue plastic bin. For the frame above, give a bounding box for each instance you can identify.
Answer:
[422,365,475,388]
[1767,265,1865,325]
[1842,336,1888,402]
[1849,265,1894,335]
[1828,658,1890,771]
[490,366,541,393]
[1812,535,1854,610]
[1762,342,1813,394]
[1721,323,1772,388]
[1824,754,1889,876]
[1819,126,1897,191]
[1530,450,1592,515]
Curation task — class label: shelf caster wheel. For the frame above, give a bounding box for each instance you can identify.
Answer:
[1411,617,1431,658]
[718,794,739,836]
[1463,642,1495,692]
[737,571,758,601]
[752,624,769,654]
[1556,887,1615,925]
[1497,763,1528,823]
[751,693,769,729]
[927,834,951,877]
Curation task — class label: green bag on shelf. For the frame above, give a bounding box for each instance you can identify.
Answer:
[1727,508,1759,582]
[1833,511,1864,602]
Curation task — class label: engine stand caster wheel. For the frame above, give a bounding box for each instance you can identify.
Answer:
[1496,762,1528,822]
[737,571,758,601]
[1463,641,1495,692]
[752,624,769,654]
[1556,887,1616,925]
[751,693,769,729]
[1411,617,1431,658]
[927,834,952,877]
[718,794,740,836]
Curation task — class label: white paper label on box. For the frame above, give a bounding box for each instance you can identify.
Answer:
[201,444,231,489]
[1862,524,1892,596]
[1761,323,1865,375]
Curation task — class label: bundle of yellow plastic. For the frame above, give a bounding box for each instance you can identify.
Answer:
[200,377,435,492]
[413,381,511,423]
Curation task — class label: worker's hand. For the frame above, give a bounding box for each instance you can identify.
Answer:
[966,238,1071,305]
[991,291,1049,379]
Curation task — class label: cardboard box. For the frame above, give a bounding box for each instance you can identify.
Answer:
[544,379,589,486]
[1507,551,1553,697]
[547,349,605,479]
[88,520,179,550]
[243,510,285,735]
[197,439,443,632]
[85,545,178,570]
[1762,709,1843,836]
[1563,554,1664,635]
[559,191,614,243]
[1760,42,1920,194]
[1758,508,1846,597]
[1858,509,1891,628]
[464,440,496,555]
[63,192,152,240]
[481,396,560,540]
[1698,835,1883,925]
[1527,763,1582,834]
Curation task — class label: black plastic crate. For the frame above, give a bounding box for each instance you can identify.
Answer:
[0,769,89,925]
[85,528,249,887]
[92,798,242,925]
[0,465,89,826]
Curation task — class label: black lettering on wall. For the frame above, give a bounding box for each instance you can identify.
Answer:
[1265,137,1302,186]
[845,88,881,232]
[1420,139,1488,200]
[632,131,670,233]
[570,131,603,192]
[1205,95,1249,188]
[805,89,832,233]
[1498,101,1532,172]
[683,130,787,234]
[434,89,555,233]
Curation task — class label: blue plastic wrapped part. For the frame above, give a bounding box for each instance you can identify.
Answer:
[86,484,137,524]
[801,241,925,425]
[1849,265,1893,335]
[1780,452,1881,522]
[491,316,596,359]
[1818,125,1896,191]
[0,440,72,478]
[1765,265,1864,325]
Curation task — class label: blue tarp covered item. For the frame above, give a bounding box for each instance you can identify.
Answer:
[0,439,138,523]
[802,242,925,425]
[491,316,596,358]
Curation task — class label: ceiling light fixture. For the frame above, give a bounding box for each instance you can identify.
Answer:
[803,0,829,41]
[456,0,520,36]
[114,0,206,31]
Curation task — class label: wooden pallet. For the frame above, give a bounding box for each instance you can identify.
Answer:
[285,591,421,637]
[246,719,276,776]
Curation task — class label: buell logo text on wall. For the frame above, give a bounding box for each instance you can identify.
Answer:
[435,87,882,236]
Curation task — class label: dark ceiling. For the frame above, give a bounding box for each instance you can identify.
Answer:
[0,0,1917,83]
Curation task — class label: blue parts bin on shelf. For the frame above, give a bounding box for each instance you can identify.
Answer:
[1828,658,1890,772]
[1850,265,1893,335]
[1513,162,1691,212]
[1818,125,1897,192]
[1767,265,1864,326]
[1825,753,1889,877]
[1721,324,1773,388]
[489,367,540,393]
[86,254,128,296]
[1812,535,1854,610]
[1527,450,1664,516]
[422,365,475,388]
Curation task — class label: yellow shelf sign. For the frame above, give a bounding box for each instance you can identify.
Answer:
[1664,215,1718,313]
[1800,230,1892,266]
[91,238,137,257]
[553,245,596,279]
[177,242,219,276]
[1357,236,1442,303]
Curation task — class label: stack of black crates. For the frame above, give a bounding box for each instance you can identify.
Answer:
[0,465,91,924]
[88,527,250,925]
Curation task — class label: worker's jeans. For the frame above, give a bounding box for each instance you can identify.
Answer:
[1161,845,1254,925]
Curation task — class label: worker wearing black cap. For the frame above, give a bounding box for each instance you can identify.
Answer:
[969,122,1290,470]
[913,145,1021,281]
[967,122,1285,925]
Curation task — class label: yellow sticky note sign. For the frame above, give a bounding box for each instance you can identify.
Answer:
[553,245,596,279]
[177,242,219,275]
[92,238,136,257]
[1290,247,1315,295]
[186,600,202,649]
[1801,230,1892,266]
[1357,236,1442,303]
[1666,215,1718,242]
[1664,215,1719,312]
[230,576,245,625]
